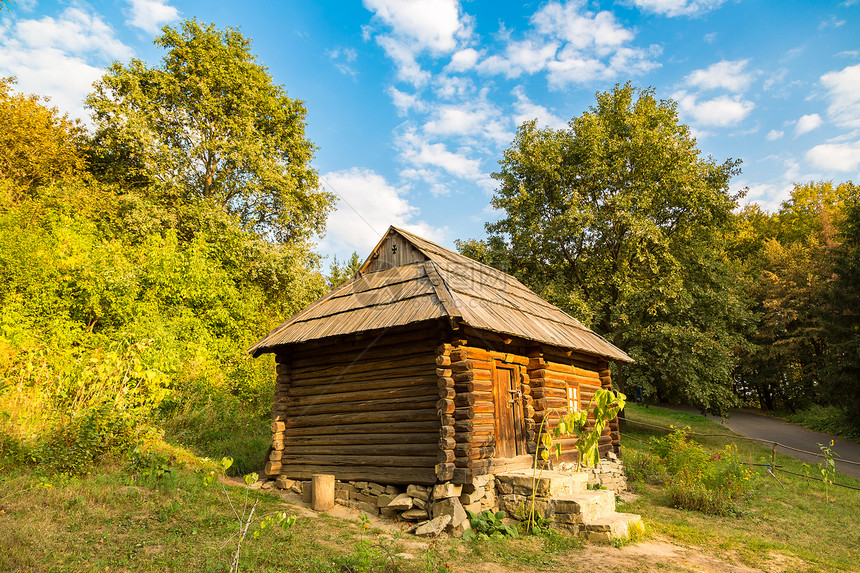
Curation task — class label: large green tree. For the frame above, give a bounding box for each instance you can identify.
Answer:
[826,188,860,424]
[462,84,747,415]
[730,181,853,412]
[86,19,333,242]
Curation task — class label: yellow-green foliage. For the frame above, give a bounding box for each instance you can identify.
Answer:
[0,107,326,474]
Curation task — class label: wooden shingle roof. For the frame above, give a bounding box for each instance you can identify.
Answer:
[249,226,632,362]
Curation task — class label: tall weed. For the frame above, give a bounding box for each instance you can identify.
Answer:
[624,427,755,516]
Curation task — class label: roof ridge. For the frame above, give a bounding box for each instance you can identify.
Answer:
[422,260,461,318]
[391,226,516,282]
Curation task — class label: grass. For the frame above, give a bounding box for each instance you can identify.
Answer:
[1,404,858,572]
[0,457,589,573]
[620,403,860,572]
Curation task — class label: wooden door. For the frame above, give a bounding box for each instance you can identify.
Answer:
[493,364,525,458]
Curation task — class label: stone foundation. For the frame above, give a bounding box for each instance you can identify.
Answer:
[270,455,633,539]
[554,451,627,492]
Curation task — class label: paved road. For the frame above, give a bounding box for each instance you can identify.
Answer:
[663,406,860,479]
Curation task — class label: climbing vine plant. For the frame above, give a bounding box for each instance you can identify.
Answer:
[524,388,626,532]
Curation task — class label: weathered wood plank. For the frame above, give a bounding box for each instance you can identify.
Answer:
[285,396,437,417]
[281,443,438,456]
[283,432,438,446]
[279,465,436,485]
[287,385,436,406]
[286,420,440,436]
[288,374,436,396]
[286,409,438,428]
[292,355,436,381]
[278,454,436,468]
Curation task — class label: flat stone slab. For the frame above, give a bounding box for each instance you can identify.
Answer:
[413,515,451,537]
[584,513,644,543]
[554,490,616,522]
[495,470,588,497]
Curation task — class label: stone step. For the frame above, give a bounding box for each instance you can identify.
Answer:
[553,490,616,523]
[582,512,644,543]
[495,470,588,497]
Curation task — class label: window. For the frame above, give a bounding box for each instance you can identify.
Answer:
[566,384,578,412]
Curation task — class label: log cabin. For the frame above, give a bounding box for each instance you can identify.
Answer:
[249,226,633,487]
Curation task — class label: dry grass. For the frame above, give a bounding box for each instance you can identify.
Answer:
[1,404,857,572]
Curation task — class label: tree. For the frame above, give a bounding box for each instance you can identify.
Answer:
[731,181,855,412]
[86,19,333,243]
[327,252,362,289]
[822,184,860,426]
[465,84,747,415]
[0,77,86,197]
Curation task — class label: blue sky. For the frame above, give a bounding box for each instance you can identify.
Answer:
[2,0,859,264]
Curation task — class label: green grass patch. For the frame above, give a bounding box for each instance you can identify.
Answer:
[621,403,860,572]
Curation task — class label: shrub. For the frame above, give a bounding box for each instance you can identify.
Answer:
[622,448,667,485]
[787,405,860,441]
[630,428,755,516]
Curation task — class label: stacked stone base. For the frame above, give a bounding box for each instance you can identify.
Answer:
[272,465,641,542]
[494,469,642,542]
[554,451,628,492]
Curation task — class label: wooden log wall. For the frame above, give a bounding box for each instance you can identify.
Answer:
[528,347,615,463]
[445,342,536,483]
[451,342,494,483]
[435,342,455,482]
[266,326,443,485]
[598,360,622,456]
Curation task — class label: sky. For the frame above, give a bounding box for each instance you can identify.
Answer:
[2,0,859,265]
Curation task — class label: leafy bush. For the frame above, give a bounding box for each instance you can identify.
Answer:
[463,509,518,540]
[787,405,860,441]
[625,428,755,516]
[0,181,325,476]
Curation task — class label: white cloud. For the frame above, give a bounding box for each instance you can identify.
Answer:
[377,35,431,86]
[820,63,860,129]
[468,1,658,88]
[432,75,474,100]
[630,0,727,17]
[397,130,484,180]
[819,16,846,29]
[478,39,558,78]
[318,167,447,258]
[805,141,860,172]
[739,157,803,212]
[387,86,426,115]
[794,113,822,136]
[429,183,452,197]
[363,0,468,53]
[533,1,632,50]
[328,47,359,78]
[686,59,755,92]
[512,87,568,130]
[423,100,512,144]
[0,8,133,121]
[446,48,480,72]
[763,68,788,92]
[766,129,784,141]
[674,91,755,127]
[125,0,180,34]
